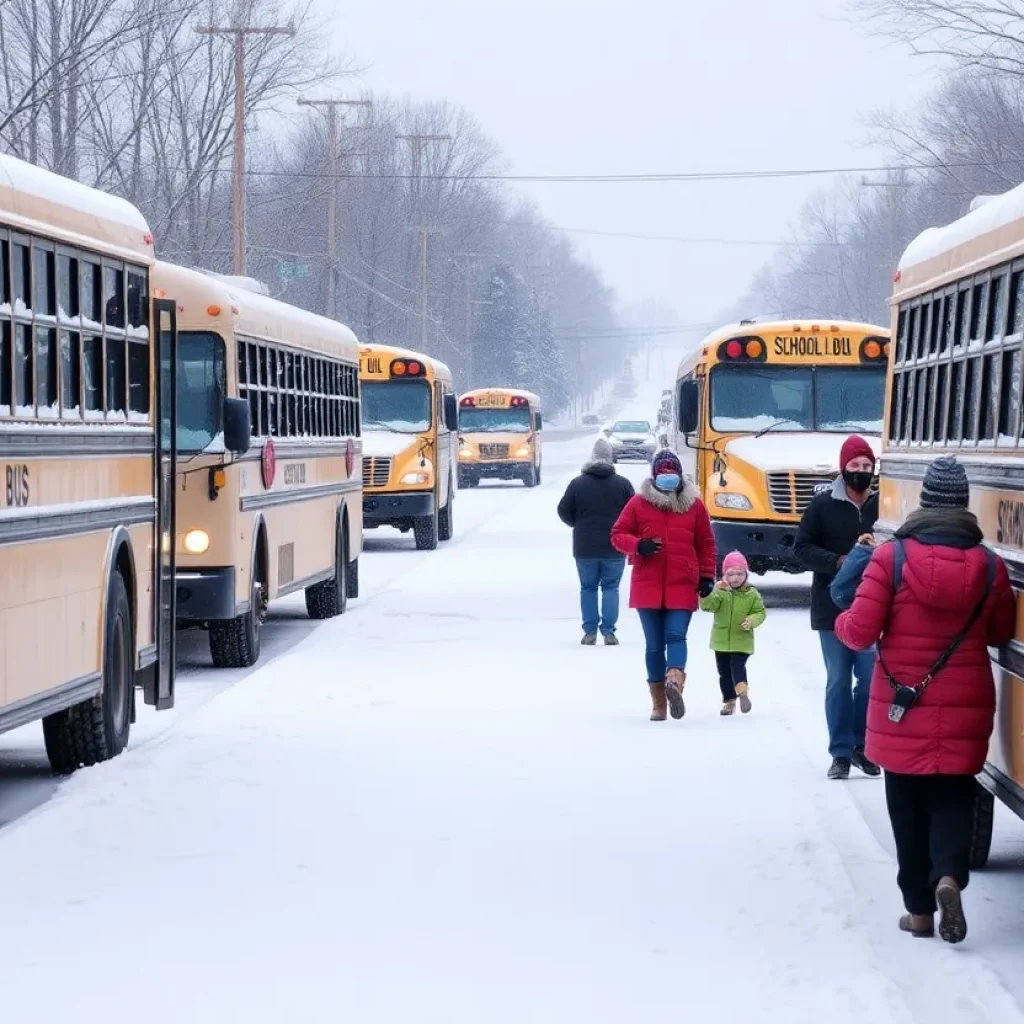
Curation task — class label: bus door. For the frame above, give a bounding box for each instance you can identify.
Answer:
[148,298,177,710]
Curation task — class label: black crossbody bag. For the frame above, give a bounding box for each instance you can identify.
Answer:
[877,544,995,724]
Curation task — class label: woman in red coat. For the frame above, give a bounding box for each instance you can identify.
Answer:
[835,456,1015,944]
[611,450,717,722]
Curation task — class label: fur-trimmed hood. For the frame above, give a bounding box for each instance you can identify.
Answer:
[640,476,699,513]
[581,459,615,477]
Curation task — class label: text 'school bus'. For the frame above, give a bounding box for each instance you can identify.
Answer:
[359,343,458,551]
[159,262,362,669]
[667,319,890,575]
[0,155,177,772]
[882,186,1024,863]
[457,388,543,488]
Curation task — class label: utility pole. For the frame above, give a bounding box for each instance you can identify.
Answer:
[297,97,372,319]
[454,252,492,386]
[397,133,450,350]
[860,170,912,273]
[197,21,295,274]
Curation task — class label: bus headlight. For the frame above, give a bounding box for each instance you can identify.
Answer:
[402,471,430,485]
[715,493,753,511]
[515,445,532,457]
[460,446,473,458]
[183,529,210,554]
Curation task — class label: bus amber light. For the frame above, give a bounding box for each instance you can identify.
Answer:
[745,340,762,358]
[393,361,407,375]
[184,529,210,555]
[865,341,881,359]
[207,305,221,317]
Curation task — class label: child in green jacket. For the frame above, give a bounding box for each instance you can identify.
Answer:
[698,551,767,715]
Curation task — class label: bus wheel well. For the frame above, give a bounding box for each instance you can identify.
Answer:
[113,541,136,652]
[255,522,269,590]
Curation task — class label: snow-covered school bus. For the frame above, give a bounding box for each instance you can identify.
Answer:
[0,154,177,771]
[457,388,543,488]
[162,262,362,669]
[359,343,458,550]
[666,319,890,575]
[881,189,1024,862]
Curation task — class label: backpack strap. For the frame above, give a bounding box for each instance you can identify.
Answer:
[891,538,904,596]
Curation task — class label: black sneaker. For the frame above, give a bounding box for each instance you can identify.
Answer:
[827,757,851,780]
[581,635,597,646]
[602,633,619,646]
[852,748,881,777]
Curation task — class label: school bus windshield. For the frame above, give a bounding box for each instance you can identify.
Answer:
[709,365,885,434]
[459,406,531,433]
[362,379,432,433]
[177,330,226,453]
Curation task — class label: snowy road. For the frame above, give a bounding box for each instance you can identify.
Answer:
[2,432,1024,1022]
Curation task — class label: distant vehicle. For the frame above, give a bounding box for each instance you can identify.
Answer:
[458,388,543,487]
[606,420,657,462]
[582,413,601,426]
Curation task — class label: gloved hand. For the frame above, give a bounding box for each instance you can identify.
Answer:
[698,577,715,599]
[637,538,661,556]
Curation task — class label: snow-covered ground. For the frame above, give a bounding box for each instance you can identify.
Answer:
[2,429,1024,1023]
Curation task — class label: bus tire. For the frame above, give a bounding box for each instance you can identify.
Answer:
[414,510,439,550]
[438,487,454,542]
[43,572,133,774]
[346,556,360,599]
[969,780,995,869]
[524,465,538,488]
[209,562,264,669]
[306,522,348,619]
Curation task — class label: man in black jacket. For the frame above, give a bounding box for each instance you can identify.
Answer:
[558,437,635,645]
[794,434,880,781]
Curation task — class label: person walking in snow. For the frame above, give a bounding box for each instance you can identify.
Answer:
[794,434,880,780]
[611,449,716,721]
[557,437,635,645]
[699,551,766,716]
[835,456,1015,944]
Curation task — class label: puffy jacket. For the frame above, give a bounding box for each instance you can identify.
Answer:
[794,478,879,631]
[699,584,767,654]
[834,534,1016,775]
[557,460,635,559]
[611,478,716,610]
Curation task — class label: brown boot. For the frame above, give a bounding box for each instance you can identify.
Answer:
[735,681,752,714]
[720,699,736,716]
[665,668,686,719]
[936,877,967,944]
[899,913,935,938]
[648,682,667,721]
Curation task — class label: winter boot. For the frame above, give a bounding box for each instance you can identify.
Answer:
[603,633,620,646]
[720,699,737,716]
[581,634,597,646]
[851,747,881,777]
[648,683,667,721]
[665,668,686,720]
[827,757,851,780]
[735,681,752,714]
[936,877,967,944]
[898,914,935,938]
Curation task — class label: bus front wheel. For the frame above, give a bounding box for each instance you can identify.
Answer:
[524,464,538,488]
[210,563,264,669]
[438,485,455,542]
[44,571,133,774]
[306,523,348,619]
[969,780,995,869]
[414,509,439,551]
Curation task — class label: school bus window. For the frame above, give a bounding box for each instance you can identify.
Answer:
[895,309,906,361]
[711,365,813,432]
[106,332,126,416]
[362,377,431,432]
[127,266,147,331]
[12,238,28,307]
[83,334,102,413]
[60,330,80,417]
[33,243,55,316]
[0,234,8,308]
[103,263,124,329]
[14,323,30,411]
[79,259,99,323]
[36,324,57,415]
[988,273,1007,340]
[58,252,79,319]
[969,280,986,341]
[965,358,980,440]
[934,363,949,443]
[1003,349,1022,438]
[916,304,929,360]
[178,331,226,453]
[979,355,997,441]
[0,320,10,414]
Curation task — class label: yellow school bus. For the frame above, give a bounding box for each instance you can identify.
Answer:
[0,155,177,772]
[457,388,543,488]
[666,319,890,574]
[359,343,458,550]
[882,188,1024,862]
[160,262,362,668]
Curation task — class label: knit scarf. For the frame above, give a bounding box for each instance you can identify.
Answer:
[895,506,983,547]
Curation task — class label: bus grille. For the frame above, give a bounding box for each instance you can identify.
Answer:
[479,443,510,459]
[767,472,835,515]
[362,457,391,488]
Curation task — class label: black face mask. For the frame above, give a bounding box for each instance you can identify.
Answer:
[843,470,874,494]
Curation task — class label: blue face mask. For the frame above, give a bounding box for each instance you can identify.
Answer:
[655,473,681,492]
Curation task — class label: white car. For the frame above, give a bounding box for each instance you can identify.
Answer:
[605,419,657,462]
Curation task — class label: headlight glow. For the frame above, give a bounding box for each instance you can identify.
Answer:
[515,445,531,457]
[184,529,210,554]
[401,471,430,484]
[714,493,753,511]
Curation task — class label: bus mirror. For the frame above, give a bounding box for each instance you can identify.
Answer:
[223,397,252,455]
[678,380,699,434]
[534,411,543,431]
[443,393,459,431]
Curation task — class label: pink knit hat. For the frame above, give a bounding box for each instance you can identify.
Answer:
[722,551,749,575]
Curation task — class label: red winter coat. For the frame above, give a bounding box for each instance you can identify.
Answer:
[611,479,716,611]
[834,537,1016,776]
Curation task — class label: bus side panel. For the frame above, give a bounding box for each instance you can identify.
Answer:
[129,522,154,655]
[261,497,337,600]
[990,663,1024,790]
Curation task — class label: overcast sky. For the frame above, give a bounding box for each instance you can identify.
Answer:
[329,0,939,331]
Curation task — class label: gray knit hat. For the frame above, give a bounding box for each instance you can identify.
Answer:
[920,455,969,509]
[592,437,614,463]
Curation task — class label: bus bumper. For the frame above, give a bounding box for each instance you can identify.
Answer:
[459,461,531,483]
[363,490,435,527]
[711,520,803,575]
[175,568,237,622]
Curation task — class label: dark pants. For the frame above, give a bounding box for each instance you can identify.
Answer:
[714,652,749,700]
[884,771,976,915]
[636,608,692,683]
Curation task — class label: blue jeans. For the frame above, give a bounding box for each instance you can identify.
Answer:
[636,609,693,683]
[575,558,625,636]
[819,630,875,758]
